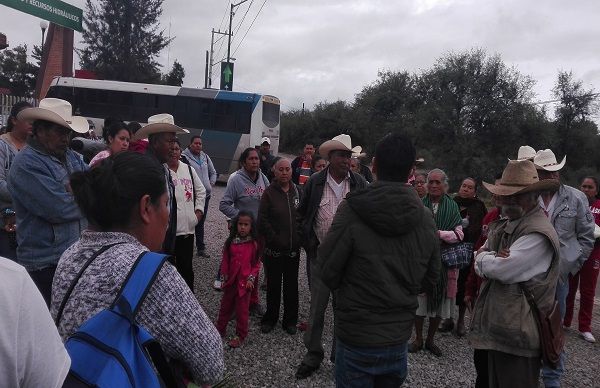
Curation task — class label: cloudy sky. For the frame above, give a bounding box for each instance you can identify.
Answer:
[1,0,599,113]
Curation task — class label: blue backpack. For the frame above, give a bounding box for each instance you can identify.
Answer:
[56,247,180,387]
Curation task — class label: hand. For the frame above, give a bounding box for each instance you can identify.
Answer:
[496,248,510,258]
[195,210,203,222]
[245,280,254,290]
[464,296,473,312]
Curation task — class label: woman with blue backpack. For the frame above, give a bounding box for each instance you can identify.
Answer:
[50,152,224,387]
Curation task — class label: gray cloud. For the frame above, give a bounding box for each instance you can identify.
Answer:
[1,0,599,112]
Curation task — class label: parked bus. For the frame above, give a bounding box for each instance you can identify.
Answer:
[45,77,281,179]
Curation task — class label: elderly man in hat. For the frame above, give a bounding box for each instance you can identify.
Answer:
[532,149,595,387]
[8,98,89,306]
[295,134,368,380]
[132,113,189,255]
[469,159,561,388]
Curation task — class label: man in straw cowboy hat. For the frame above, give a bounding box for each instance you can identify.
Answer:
[132,113,189,255]
[7,98,89,306]
[532,149,595,387]
[469,159,561,388]
[295,134,367,379]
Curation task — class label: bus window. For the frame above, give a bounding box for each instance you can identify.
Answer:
[263,101,280,128]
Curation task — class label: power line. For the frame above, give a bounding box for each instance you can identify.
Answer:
[214,1,231,62]
[233,0,254,37]
[232,0,267,56]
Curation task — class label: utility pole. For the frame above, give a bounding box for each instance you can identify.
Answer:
[204,50,209,88]
[227,0,250,63]
[209,29,228,88]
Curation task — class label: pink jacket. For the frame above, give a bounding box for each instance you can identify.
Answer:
[220,239,261,297]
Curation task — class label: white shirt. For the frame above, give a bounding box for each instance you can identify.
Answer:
[475,233,553,284]
[170,161,206,236]
[0,257,70,388]
[539,193,558,217]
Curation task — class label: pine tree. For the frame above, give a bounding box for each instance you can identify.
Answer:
[162,60,185,86]
[79,0,172,83]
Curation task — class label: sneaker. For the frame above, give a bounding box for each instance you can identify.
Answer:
[228,336,242,348]
[213,280,222,290]
[249,303,265,317]
[580,331,596,343]
[295,362,319,379]
[198,250,211,258]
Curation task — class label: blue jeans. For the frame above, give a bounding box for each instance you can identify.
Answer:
[335,338,408,388]
[195,195,210,253]
[541,278,568,387]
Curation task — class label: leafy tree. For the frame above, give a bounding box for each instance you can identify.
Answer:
[162,60,185,86]
[0,44,37,97]
[79,0,172,83]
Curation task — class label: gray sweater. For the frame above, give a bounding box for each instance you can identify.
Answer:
[219,168,269,220]
[182,148,217,196]
[50,231,224,385]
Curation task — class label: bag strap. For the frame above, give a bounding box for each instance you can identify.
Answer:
[518,283,539,312]
[186,163,197,206]
[55,242,125,325]
[111,251,170,320]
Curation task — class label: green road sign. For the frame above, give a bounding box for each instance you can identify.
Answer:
[0,0,83,32]
[220,62,234,91]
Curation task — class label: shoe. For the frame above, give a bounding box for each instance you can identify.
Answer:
[580,331,596,343]
[198,250,211,258]
[261,323,275,333]
[438,318,454,333]
[284,325,297,335]
[425,341,442,357]
[213,280,222,290]
[298,321,309,332]
[249,303,265,317]
[295,362,319,379]
[228,336,242,348]
[408,341,423,353]
[455,322,466,337]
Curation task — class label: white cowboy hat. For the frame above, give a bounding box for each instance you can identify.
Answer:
[319,134,353,158]
[17,98,89,134]
[533,149,566,171]
[483,159,559,196]
[132,113,189,141]
[516,145,536,161]
[351,145,366,158]
[260,137,271,145]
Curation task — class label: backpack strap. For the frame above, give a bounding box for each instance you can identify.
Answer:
[111,251,170,320]
[55,242,126,325]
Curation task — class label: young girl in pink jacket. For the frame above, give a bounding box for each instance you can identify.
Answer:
[215,211,261,348]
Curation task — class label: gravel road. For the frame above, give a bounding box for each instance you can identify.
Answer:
[193,184,600,387]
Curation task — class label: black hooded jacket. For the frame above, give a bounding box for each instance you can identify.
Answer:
[318,181,440,347]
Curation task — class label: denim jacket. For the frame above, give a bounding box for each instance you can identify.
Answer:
[7,141,88,270]
[549,184,595,281]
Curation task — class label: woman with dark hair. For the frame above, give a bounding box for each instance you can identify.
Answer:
[311,154,327,174]
[0,101,32,259]
[88,120,131,166]
[564,176,600,343]
[167,139,206,292]
[218,147,269,312]
[50,152,224,385]
[259,157,302,335]
[439,177,487,336]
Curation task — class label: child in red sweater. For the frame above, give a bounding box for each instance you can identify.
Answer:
[215,211,261,348]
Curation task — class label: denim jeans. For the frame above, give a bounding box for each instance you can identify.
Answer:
[335,338,408,388]
[541,279,568,387]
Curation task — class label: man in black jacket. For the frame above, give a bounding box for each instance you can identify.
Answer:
[295,134,368,379]
[318,133,440,386]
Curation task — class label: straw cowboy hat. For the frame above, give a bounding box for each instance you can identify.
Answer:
[17,98,89,134]
[482,160,559,196]
[516,145,537,161]
[533,149,566,171]
[319,134,353,158]
[351,145,366,158]
[132,113,189,141]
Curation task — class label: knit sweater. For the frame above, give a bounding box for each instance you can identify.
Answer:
[50,231,224,385]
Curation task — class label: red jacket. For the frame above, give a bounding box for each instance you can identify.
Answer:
[220,239,261,297]
[465,207,501,299]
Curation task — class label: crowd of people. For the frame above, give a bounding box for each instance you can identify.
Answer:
[0,97,598,388]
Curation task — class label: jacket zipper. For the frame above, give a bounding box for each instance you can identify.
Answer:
[70,331,136,386]
[288,190,293,250]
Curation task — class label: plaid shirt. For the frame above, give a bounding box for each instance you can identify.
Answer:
[315,173,350,243]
